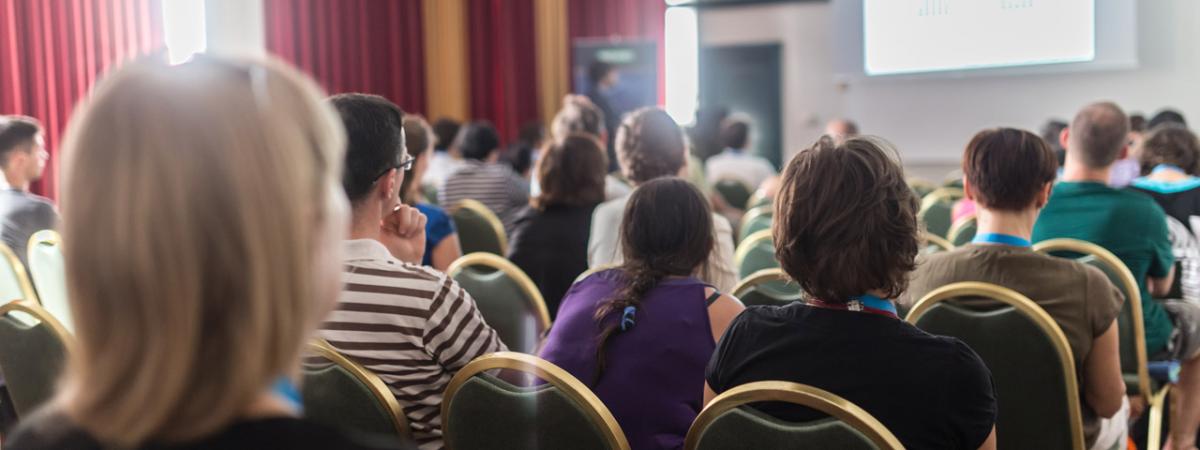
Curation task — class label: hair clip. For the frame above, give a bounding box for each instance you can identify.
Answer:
[620,305,637,332]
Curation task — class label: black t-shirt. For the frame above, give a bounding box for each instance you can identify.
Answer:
[506,204,596,318]
[706,304,997,450]
[6,412,413,450]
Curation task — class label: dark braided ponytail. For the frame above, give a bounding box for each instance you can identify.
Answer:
[593,178,714,381]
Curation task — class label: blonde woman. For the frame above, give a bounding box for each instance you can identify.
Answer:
[6,57,408,449]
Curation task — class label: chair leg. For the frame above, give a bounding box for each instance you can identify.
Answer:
[1149,385,1171,450]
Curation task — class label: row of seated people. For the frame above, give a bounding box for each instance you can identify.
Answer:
[3,54,1200,450]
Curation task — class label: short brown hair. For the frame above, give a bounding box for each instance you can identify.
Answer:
[1068,102,1129,169]
[1140,125,1200,176]
[774,136,918,302]
[720,119,749,150]
[616,107,686,185]
[551,95,605,140]
[962,128,1057,211]
[533,134,608,210]
[0,115,41,165]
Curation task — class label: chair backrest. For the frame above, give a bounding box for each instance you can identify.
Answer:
[918,193,956,238]
[737,206,772,244]
[713,179,753,211]
[0,300,72,418]
[744,191,771,211]
[921,232,954,256]
[907,282,1084,450]
[0,242,37,304]
[448,253,551,353]
[685,381,903,450]
[908,178,938,198]
[1033,238,1151,397]
[730,268,803,307]
[443,352,630,450]
[450,199,508,256]
[735,230,778,280]
[947,214,978,246]
[302,339,410,439]
[26,230,71,331]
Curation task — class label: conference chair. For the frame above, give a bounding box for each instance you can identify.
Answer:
[908,178,938,198]
[684,381,903,450]
[442,352,630,450]
[918,188,962,238]
[422,183,439,205]
[447,253,552,354]
[908,282,1084,450]
[27,230,71,331]
[450,200,508,256]
[1034,238,1171,450]
[744,191,771,211]
[0,243,38,304]
[0,300,72,418]
[737,206,772,244]
[947,214,978,247]
[302,339,410,440]
[921,232,954,255]
[730,268,803,307]
[734,230,778,281]
[713,179,753,212]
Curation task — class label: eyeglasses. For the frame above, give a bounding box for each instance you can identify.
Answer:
[373,155,415,182]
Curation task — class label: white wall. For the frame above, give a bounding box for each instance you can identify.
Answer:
[699,1,1200,178]
[205,0,265,58]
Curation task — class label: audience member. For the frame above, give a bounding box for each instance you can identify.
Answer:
[1109,112,1143,188]
[1149,108,1189,131]
[706,135,998,450]
[824,118,859,142]
[910,128,1126,450]
[1041,119,1069,167]
[687,105,730,162]
[1130,125,1200,302]
[549,94,631,200]
[0,116,58,265]
[541,177,744,450]
[705,118,777,192]
[5,57,407,449]
[325,94,506,450]
[422,118,464,187]
[507,134,608,318]
[588,108,738,293]
[400,115,462,271]
[1034,102,1200,450]
[438,121,530,234]
[584,61,621,171]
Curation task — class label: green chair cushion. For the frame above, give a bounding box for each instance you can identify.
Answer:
[950,220,978,246]
[302,360,399,437]
[695,407,877,450]
[714,180,753,211]
[453,267,542,353]
[738,280,803,307]
[738,242,779,280]
[445,373,611,450]
[452,208,505,256]
[919,201,954,239]
[0,311,67,417]
[739,214,772,244]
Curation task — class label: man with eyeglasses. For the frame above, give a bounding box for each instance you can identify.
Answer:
[322,94,506,450]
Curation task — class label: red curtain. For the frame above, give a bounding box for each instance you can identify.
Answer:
[263,0,427,115]
[567,0,667,103]
[0,0,164,200]
[465,0,539,145]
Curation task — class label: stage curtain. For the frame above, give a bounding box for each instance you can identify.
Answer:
[534,0,570,130]
[263,0,427,115]
[465,0,540,144]
[423,0,470,122]
[0,0,163,200]
[566,0,667,102]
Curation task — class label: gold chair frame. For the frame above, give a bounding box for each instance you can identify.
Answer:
[442,351,630,450]
[946,213,977,246]
[1032,238,1168,450]
[0,242,38,304]
[684,381,903,450]
[734,229,774,273]
[447,252,552,333]
[450,199,509,256]
[907,178,938,194]
[737,206,773,243]
[730,268,792,299]
[307,339,411,438]
[920,187,965,210]
[744,190,770,211]
[0,300,74,351]
[908,281,1085,450]
[921,232,954,253]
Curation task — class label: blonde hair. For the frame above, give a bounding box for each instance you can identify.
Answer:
[56,56,346,446]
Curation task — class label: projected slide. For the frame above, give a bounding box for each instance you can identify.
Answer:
[863,0,1095,75]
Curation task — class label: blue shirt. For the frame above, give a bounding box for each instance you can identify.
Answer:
[416,203,455,267]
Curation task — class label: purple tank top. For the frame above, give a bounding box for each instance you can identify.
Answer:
[539,270,716,450]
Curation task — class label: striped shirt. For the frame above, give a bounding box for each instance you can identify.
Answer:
[320,239,507,450]
[438,160,529,234]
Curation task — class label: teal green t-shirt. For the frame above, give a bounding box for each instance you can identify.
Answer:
[1032,181,1175,354]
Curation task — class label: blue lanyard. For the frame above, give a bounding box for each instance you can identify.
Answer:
[850,293,898,316]
[1152,164,1186,176]
[272,377,304,413]
[972,233,1031,248]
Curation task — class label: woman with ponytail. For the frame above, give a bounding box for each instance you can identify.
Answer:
[540,177,744,450]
